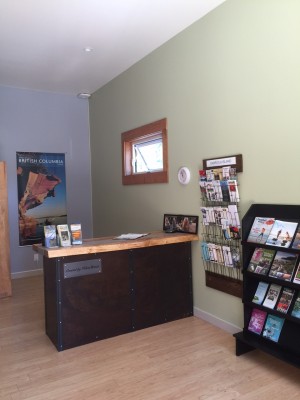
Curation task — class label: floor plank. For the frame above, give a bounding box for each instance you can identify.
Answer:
[0,276,299,400]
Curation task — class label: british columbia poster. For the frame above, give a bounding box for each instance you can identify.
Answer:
[16,152,67,246]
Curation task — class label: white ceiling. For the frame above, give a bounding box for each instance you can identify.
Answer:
[0,0,226,96]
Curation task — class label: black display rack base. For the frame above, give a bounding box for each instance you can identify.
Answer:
[234,331,300,369]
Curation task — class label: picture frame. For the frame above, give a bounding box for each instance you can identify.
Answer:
[163,214,199,234]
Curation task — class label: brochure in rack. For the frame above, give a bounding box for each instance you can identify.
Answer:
[291,226,300,250]
[248,308,267,335]
[268,251,298,281]
[265,219,298,248]
[262,314,285,342]
[247,247,275,275]
[293,262,300,284]
[291,295,300,318]
[247,217,275,244]
[252,281,269,305]
[262,283,281,309]
[276,287,294,314]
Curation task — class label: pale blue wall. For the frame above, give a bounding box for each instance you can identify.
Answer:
[0,86,93,276]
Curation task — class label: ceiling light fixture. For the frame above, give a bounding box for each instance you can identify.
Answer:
[77,93,91,99]
[84,47,93,53]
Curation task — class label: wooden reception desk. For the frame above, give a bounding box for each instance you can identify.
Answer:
[34,231,198,351]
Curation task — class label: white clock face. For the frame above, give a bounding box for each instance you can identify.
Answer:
[178,167,191,185]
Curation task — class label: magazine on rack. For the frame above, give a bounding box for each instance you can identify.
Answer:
[247,247,275,275]
[291,226,300,250]
[247,217,275,244]
[262,283,281,309]
[276,287,294,314]
[248,308,267,335]
[268,251,298,281]
[265,220,298,248]
[262,314,285,343]
[293,262,300,284]
[291,294,300,318]
[228,180,240,202]
[252,281,269,305]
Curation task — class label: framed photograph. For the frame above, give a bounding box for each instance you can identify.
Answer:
[163,214,199,234]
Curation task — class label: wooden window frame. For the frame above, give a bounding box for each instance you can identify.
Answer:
[122,118,168,185]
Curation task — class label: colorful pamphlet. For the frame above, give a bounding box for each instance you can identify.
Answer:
[262,283,281,309]
[248,308,267,335]
[70,223,83,245]
[268,251,298,281]
[57,224,71,247]
[265,220,298,248]
[252,281,269,305]
[44,225,58,248]
[247,217,275,244]
[262,314,285,342]
[291,294,300,318]
[247,247,275,275]
[276,287,294,314]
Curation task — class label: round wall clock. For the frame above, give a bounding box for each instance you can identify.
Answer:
[178,167,191,185]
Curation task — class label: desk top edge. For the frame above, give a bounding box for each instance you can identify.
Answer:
[33,231,199,258]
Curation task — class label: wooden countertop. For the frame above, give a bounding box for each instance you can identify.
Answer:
[33,231,199,258]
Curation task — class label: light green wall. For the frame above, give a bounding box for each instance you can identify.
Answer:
[89,0,300,329]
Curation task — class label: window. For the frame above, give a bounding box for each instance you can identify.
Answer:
[122,118,168,185]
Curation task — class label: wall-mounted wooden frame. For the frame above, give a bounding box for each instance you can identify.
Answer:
[122,118,168,185]
[203,154,243,172]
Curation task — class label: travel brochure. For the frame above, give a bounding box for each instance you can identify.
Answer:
[248,308,267,335]
[200,205,240,240]
[262,314,285,343]
[201,241,240,268]
[252,281,269,305]
[291,226,300,250]
[268,251,298,281]
[250,279,300,319]
[262,283,281,309]
[247,246,299,283]
[248,309,285,343]
[247,247,275,275]
[265,220,298,248]
[43,223,83,248]
[247,217,275,244]
[291,295,300,318]
[247,217,298,248]
[276,287,294,314]
[199,167,240,203]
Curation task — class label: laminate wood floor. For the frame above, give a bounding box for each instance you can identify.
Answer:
[1,275,299,400]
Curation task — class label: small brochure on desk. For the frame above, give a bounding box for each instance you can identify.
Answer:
[70,223,83,245]
[114,233,149,240]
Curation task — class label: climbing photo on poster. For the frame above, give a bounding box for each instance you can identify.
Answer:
[16,152,67,246]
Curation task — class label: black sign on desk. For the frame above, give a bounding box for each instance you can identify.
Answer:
[63,259,102,278]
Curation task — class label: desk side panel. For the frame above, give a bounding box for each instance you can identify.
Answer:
[60,251,131,350]
[43,257,60,349]
[133,242,193,330]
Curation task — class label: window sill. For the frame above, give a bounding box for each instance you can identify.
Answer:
[122,170,168,185]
